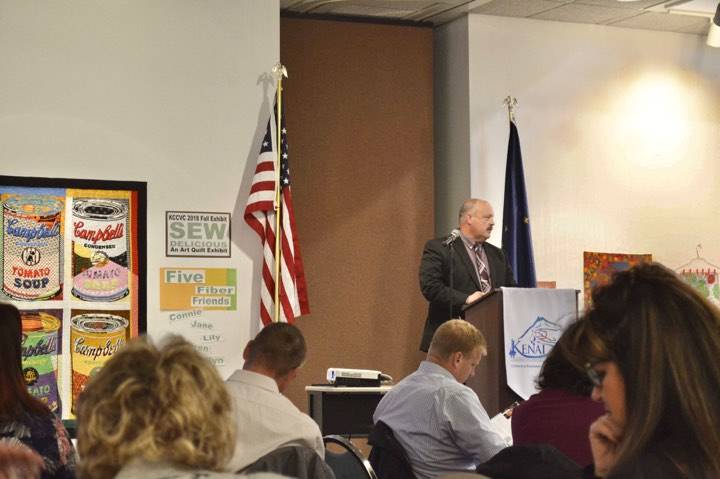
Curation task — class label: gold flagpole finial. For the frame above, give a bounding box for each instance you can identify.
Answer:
[503,96,517,123]
[272,63,288,80]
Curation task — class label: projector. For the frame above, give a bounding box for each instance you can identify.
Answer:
[327,368,383,387]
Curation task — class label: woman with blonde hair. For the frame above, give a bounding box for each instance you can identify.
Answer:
[566,262,720,478]
[76,335,238,479]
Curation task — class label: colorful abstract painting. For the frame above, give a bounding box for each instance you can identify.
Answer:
[583,252,652,307]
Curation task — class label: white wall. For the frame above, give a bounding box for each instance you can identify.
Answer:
[0,0,279,377]
[458,14,720,301]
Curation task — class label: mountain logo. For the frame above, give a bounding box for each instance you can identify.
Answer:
[509,316,563,359]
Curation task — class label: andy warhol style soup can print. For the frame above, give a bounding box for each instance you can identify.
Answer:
[21,312,61,413]
[2,195,63,300]
[71,198,129,301]
[70,313,128,413]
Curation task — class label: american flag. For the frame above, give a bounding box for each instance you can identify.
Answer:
[244,105,310,324]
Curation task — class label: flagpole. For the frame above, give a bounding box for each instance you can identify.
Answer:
[503,96,517,123]
[272,63,288,323]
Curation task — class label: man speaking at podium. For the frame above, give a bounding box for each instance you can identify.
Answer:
[419,199,515,352]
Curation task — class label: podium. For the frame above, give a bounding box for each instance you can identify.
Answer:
[462,289,520,416]
[462,288,579,416]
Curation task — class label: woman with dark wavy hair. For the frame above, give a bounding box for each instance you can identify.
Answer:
[0,303,76,479]
[566,262,720,478]
[511,320,604,466]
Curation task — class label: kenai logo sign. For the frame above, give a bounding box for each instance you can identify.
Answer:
[509,316,563,359]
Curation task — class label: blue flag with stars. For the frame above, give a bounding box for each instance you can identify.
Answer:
[502,120,537,287]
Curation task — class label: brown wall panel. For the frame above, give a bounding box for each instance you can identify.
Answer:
[280,18,434,411]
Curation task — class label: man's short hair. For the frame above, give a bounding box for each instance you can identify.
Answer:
[429,319,487,359]
[458,199,487,223]
[458,198,482,224]
[245,323,307,376]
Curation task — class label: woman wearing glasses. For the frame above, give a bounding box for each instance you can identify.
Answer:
[564,263,720,478]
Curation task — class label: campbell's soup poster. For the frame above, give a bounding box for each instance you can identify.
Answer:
[20,309,64,415]
[69,308,130,414]
[1,188,65,301]
[1,183,142,420]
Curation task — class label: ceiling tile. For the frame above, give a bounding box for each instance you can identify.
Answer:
[360,0,467,10]
[471,0,570,18]
[574,0,666,10]
[532,3,641,24]
[609,10,712,32]
[331,0,451,8]
[311,4,416,17]
[674,17,713,34]
[280,0,716,34]
[280,0,304,8]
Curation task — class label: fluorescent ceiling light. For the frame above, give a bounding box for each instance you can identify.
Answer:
[658,0,720,48]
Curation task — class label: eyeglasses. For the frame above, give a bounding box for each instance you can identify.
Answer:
[585,362,605,388]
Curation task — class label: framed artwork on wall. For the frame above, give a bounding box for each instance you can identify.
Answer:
[0,175,146,421]
[583,251,652,308]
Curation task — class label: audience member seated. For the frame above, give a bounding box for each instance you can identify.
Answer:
[511,320,604,466]
[0,303,76,479]
[76,335,247,479]
[372,319,507,479]
[568,263,720,478]
[225,323,324,473]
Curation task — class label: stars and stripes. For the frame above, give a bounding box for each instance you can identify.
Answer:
[244,104,310,324]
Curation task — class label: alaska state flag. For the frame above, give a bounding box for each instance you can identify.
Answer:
[502,120,537,287]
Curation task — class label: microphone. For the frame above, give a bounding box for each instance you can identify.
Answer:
[442,229,461,246]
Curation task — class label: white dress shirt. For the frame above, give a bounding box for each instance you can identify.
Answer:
[373,361,507,479]
[225,369,324,472]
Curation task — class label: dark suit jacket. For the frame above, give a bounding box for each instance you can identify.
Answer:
[418,237,516,351]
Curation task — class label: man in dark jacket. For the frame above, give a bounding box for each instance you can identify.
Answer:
[419,198,516,351]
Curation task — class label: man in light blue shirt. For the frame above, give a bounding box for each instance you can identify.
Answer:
[373,319,507,479]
